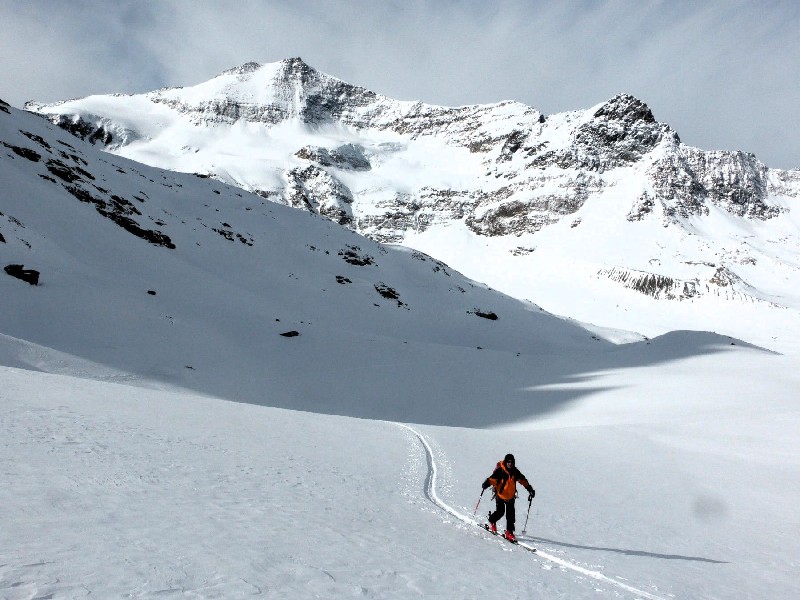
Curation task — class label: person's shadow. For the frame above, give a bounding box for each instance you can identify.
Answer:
[521,536,728,564]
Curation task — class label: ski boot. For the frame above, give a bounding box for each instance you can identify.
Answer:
[485,514,497,534]
[503,530,517,543]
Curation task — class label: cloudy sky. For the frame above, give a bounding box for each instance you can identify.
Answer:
[1,0,797,168]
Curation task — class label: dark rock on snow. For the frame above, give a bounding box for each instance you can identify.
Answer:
[4,264,40,285]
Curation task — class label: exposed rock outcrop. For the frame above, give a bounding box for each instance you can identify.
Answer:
[4,264,39,285]
[296,143,371,171]
[285,165,354,226]
[27,58,796,252]
[648,146,777,221]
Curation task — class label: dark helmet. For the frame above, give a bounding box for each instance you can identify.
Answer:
[504,453,515,465]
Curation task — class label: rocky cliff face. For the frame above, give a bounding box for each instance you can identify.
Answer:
[29,59,795,237]
[26,59,800,309]
[285,164,354,225]
[149,59,390,127]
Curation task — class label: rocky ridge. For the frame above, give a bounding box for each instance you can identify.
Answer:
[26,59,800,309]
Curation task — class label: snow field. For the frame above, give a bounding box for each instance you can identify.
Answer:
[3,339,799,599]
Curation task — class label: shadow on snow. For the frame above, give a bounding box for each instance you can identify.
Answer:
[523,535,729,564]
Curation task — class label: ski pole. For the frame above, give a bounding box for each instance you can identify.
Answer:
[521,496,533,535]
[472,488,485,519]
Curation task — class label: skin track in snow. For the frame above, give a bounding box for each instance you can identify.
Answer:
[397,423,668,600]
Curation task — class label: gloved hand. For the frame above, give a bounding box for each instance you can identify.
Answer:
[528,489,535,501]
[482,480,490,491]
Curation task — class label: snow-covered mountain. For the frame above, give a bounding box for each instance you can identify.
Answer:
[27,58,800,351]
[3,98,633,422]
[4,79,800,599]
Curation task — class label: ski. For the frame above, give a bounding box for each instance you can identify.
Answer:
[480,523,535,551]
[481,523,497,535]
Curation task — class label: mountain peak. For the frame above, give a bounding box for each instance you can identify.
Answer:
[274,56,325,88]
[220,61,264,76]
[217,58,319,83]
[594,93,656,124]
[280,57,313,72]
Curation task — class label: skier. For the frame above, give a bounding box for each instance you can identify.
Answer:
[481,453,535,543]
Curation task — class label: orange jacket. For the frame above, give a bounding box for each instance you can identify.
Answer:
[485,461,533,501]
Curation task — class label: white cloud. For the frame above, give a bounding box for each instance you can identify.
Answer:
[1,0,797,168]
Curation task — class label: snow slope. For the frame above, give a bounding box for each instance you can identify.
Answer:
[2,99,746,425]
[404,155,800,354]
[3,92,800,599]
[0,100,615,423]
[3,344,799,599]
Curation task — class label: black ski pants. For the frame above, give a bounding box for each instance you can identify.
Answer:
[489,496,516,532]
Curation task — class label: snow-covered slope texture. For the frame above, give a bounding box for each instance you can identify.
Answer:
[4,96,800,599]
[27,58,800,351]
[4,341,800,599]
[2,98,743,426]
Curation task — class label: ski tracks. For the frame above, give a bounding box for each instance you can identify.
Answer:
[396,423,670,600]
